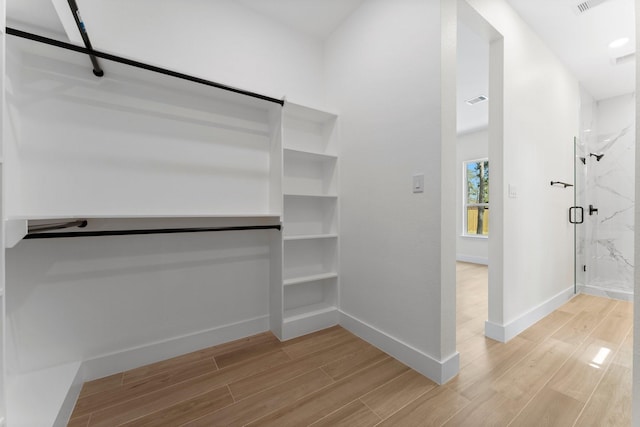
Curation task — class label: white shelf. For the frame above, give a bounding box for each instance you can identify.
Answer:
[284,234,338,241]
[283,148,337,161]
[284,103,338,124]
[7,213,282,221]
[284,272,338,287]
[284,302,337,322]
[8,362,82,427]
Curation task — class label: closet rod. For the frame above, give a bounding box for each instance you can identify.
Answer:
[5,27,285,106]
[24,224,281,239]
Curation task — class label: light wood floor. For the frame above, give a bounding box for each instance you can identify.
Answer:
[68,262,633,426]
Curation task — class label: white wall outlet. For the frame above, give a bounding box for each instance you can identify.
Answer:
[413,173,424,193]
[508,184,518,198]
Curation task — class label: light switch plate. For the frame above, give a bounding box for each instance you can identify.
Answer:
[413,174,424,193]
[508,184,518,198]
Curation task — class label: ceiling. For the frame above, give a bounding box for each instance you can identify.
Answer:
[506,0,636,101]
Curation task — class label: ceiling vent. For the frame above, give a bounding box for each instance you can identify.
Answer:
[573,0,611,14]
[612,52,636,65]
[466,95,488,106]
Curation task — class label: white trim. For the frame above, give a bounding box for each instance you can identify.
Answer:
[81,315,270,381]
[54,365,85,427]
[456,254,489,265]
[484,286,575,343]
[460,234,488,240]
[282,308,339,340]
[339,310,459,385]
[578,284,633,302]
[8,361,82,427]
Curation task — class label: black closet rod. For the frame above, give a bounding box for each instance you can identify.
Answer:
[25,224,282,239]
[5,27,285,106]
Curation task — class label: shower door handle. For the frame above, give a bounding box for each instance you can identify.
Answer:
[569,206,584,224]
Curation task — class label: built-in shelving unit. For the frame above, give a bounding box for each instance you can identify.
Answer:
[2,30,287,427]
[277,102,339,340]
[0,16,339,423]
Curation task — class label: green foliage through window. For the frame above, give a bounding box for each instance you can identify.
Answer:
[464,160,489,236]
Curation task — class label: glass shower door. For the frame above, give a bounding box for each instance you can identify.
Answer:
[573,136,587,294]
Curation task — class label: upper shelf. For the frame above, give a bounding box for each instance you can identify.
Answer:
[283,103,338,124]
[6,213,281,221]
[283,148,337,162]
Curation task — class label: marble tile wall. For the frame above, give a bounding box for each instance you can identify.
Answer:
[582,93,635,300]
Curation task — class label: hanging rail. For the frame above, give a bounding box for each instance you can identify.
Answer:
[5,27,285,106]
[25,224,282,239]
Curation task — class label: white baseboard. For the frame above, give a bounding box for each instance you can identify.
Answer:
[81,315,270,382]
[282,308,339,341]
[456,255,488,265]
[485,286,575,343]
[339,311,459,385]
[578,285,633,302]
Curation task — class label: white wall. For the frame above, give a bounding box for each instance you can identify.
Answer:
[633,1,640,422]
[457,129,489,264]
[466,0,580,338]
[325,0,458,382]
[73,0,326,109]
[6,227,273,375]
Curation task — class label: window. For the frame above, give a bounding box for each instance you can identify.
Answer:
[464,159,489,236]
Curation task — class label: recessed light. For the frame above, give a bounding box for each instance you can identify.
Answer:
[584,129,591,133]
[609,37,629,49]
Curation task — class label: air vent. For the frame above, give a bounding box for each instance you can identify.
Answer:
[466,95,488,105]
[573,0,610,14]
[613,52,636,65]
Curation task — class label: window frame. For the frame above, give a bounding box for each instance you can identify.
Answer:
[462,158,489,238]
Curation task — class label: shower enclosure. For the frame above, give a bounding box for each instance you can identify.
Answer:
[574,92,635,300]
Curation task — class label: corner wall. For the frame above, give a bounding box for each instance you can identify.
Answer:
[466,0,580,340]
[325,0,458,383]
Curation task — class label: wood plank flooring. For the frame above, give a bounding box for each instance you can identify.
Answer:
[68,262,632,426]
